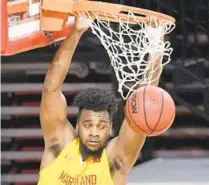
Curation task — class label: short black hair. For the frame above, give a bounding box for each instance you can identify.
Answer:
[74,88,117,122]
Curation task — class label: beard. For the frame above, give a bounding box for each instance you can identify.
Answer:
[79,141,103,160]
[79,136,110,161]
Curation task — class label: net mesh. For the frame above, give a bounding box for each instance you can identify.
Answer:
[78,11,175,99]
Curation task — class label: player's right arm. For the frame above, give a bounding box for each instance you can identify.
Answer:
[40,18,90,169]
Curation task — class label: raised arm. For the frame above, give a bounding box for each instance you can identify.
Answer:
[40,18,89,153]
[107,18,165,175]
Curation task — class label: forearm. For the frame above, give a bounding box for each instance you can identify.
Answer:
[44,27,84,91]
[143,52,163,86]
[142,33,164,87]
[141,20,165,87]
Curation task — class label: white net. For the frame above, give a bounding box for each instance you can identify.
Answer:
[78,11,175,99]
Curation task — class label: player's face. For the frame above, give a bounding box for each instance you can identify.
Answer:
[77,110,111,153]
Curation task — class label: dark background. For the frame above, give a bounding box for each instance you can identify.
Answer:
[1,0,209,184]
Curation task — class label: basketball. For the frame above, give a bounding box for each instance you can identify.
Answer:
[125,86,175,136]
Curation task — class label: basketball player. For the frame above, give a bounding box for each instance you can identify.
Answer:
[38,16,164,185]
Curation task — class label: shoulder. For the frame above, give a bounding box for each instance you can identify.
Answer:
[40,137,78,171]
[105,137,128,176]
[105,137,117,170]
[45,121,77,159]
[106,137,118,159]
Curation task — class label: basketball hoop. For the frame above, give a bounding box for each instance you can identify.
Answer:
[41,0,176,99]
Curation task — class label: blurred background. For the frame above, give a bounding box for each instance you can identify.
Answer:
[1,0,209,184]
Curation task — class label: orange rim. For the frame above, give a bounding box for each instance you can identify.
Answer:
[42,0,176,24]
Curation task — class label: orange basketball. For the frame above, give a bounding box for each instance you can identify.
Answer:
[125,86,175,136]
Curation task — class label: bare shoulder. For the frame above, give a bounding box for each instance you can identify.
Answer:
[106,138,127,174]
[49,120,76,154]
[45,120,76,154]
[105,119,146,179]
[106,137,118,158]
[40,120,76,170]
[106,137,128,185]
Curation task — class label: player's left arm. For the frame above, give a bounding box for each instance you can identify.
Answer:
[142,39,164,86]
[107,63,164,174]
[107,19,165,174]
[108,69,162,174]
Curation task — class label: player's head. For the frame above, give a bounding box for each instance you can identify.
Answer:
[74,88,117,158]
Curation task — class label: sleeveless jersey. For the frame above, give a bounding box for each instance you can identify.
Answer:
[37,139,114,185]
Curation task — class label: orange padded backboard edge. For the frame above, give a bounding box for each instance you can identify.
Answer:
[1,0,74,56]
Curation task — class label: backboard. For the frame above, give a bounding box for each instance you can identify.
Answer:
[0,0,74,56]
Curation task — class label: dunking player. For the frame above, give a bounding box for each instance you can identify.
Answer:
[37,16,163,185]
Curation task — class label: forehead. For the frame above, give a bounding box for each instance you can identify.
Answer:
[79,110,110,121]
